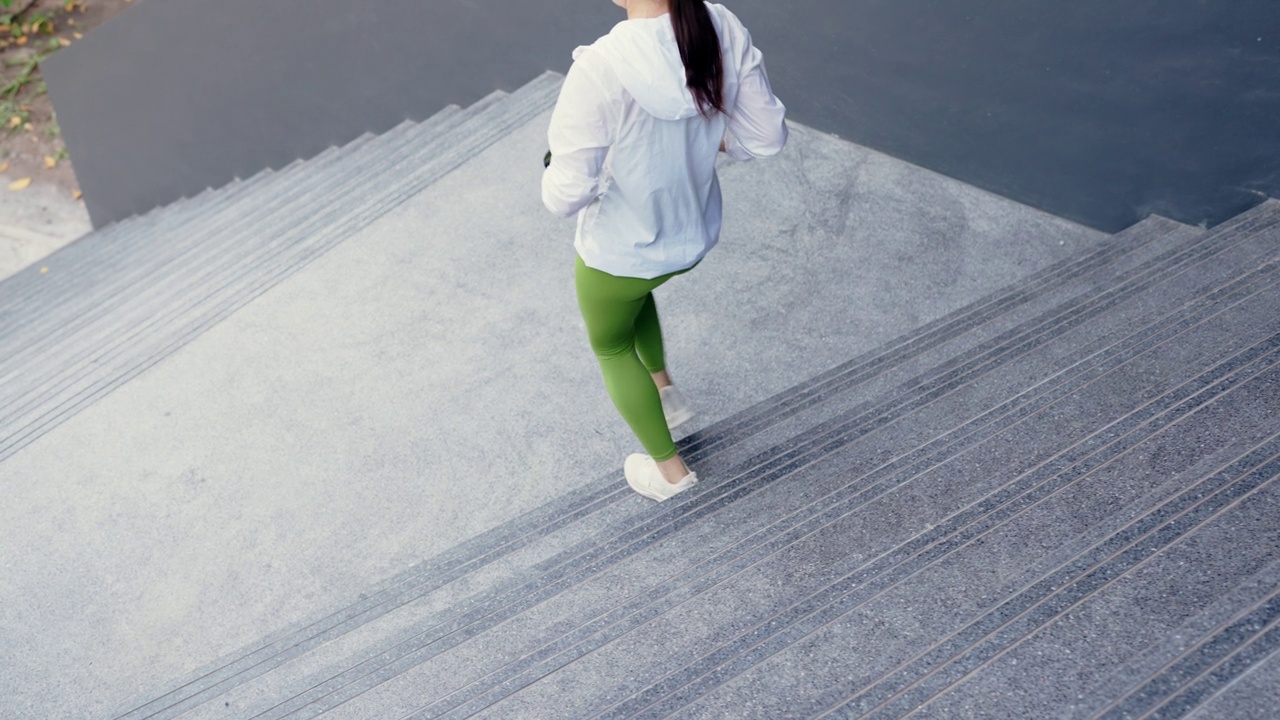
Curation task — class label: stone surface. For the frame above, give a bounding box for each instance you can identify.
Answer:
[0,97,1104,717]
[0,173,90,280]
[485,293,1280,719]
[1184,641,1280,720]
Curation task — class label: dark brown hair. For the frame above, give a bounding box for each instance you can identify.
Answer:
[670,0,724,117]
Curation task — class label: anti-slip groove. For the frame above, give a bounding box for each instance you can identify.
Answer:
[0,91,517,402]
[656,419,1280,720]
[251,238,1280,718]
[0,114,442,319]
[676,212,1274,503]
[531,236,1280,589]
[1,150,311,326]
[826,440,1280,717]
[686,202,1271,463]
[679,217,1205,463]
[1135,623,1280,720]
[0,110,466,349]
[0,110,460,371]
[1094,591,1280,720]
[843,452,1280,720]
[598,337,1280,718]
[0,186,212,311]
[0,92,543,427]
[405,267,1280,718]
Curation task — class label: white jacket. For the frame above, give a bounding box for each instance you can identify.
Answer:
[542,3,788,279]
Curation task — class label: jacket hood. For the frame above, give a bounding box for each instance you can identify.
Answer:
[582,15,701,121]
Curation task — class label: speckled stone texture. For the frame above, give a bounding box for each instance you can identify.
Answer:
[3,74,1279,719]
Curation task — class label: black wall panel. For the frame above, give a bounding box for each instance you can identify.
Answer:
[42,0,1280,231]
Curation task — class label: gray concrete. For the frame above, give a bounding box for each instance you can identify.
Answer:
[0,173,91,280]
[1186,644,1280,720]
[0,102,1102,716]
[1079,560,1280,719]
[0,82,553,466]
[477,267,1280,718]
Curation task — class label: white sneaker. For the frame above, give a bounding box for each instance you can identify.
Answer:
[660,385,695,429]
[625,454,698,502]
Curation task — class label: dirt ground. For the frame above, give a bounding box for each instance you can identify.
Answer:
[1,0,133,199]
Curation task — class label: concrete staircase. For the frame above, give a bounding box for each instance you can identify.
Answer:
[1,73,1277,719]
[0,73,562,466]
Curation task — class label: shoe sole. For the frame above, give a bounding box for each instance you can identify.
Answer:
[626,475,672,502]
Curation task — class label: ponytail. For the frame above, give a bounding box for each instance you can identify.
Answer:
[670,0,724,117]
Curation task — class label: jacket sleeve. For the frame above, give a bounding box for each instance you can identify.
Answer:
[723,23,788,162]
[542,51,616,218]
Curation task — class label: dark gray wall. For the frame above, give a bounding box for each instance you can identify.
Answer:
[43,0,1280,231]
[749,1,1280,231]
[42,0,619,227]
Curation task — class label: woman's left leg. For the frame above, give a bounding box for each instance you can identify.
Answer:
[574,257,680,463]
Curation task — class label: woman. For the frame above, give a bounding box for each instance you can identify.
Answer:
[542,0,787,501]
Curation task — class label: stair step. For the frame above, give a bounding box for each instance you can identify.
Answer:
[1082,559,1280,720]
[0,109,444,341]
[107,202,1280,719]
[821,437,1280,720]
[0,107,474,314]
[0,103,478,333]
[686,214,1209,476]
[0,152,302,322]
[0,75,562,465]
[1183,635,1280,720]
[105,217,1202,719]
[0,92,512,369]
[536,437,1280,716]
[373,267,1280,718]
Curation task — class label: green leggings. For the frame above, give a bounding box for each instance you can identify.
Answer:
[575,255,692,461]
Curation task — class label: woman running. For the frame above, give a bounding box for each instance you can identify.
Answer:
[542,0,788,501]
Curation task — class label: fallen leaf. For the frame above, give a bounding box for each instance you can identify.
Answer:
[40,266,48,273]
[57,36,69,46]
[44,155,57,168]
[16,35,27,45]
[72,189,82,200]
[7,116,20,128]
[0,161,8,173]
[8,177,32,191]
[73,31,82,38]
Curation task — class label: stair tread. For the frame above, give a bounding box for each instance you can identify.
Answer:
[112,207,1280,717]
[0,77,564,466]
[374,280,1280,719]
[8,66,1269,718]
